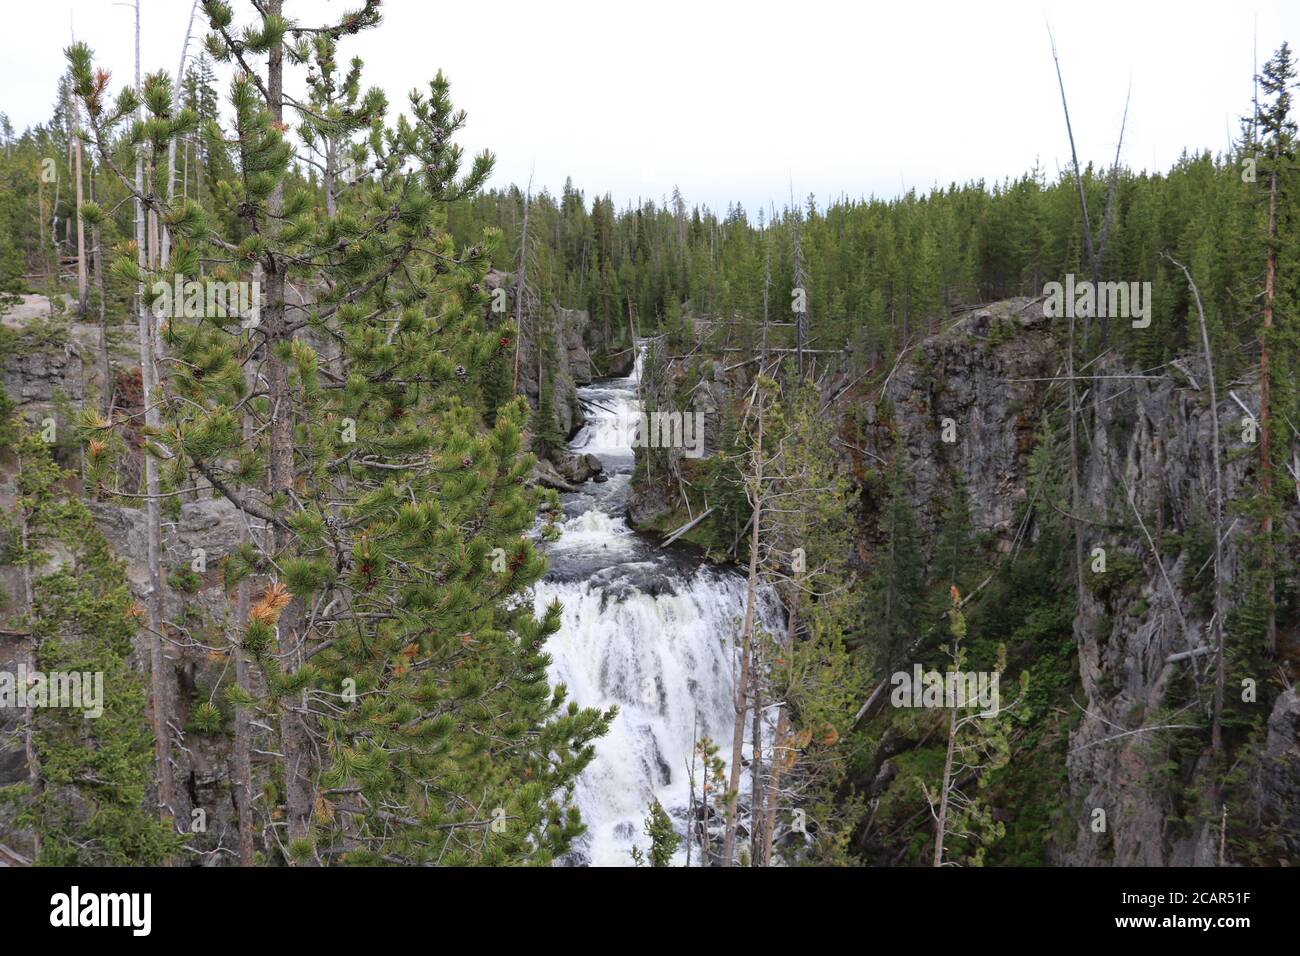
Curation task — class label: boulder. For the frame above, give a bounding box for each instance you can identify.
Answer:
[532,457,577,492]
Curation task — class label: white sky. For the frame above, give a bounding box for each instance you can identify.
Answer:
[2,0,1296,214]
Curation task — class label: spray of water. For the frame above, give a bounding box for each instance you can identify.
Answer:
[534,350,778,865]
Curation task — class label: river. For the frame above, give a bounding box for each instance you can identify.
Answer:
[533,348,778,866]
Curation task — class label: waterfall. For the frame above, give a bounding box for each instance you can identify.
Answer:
[533,346,779,866]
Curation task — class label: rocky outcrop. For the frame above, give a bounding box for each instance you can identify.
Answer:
[530,452,603,492]
[1262,689,1300,858]
[558,452,603,484]
[1,298,140,446]
[4,290,1295,866]
[89,497,264,858]
[631,296,1299,865]
[866,298,1055,548]
[532,456,578,493]
[860,298,1297,864]
[1061,355,1267,865]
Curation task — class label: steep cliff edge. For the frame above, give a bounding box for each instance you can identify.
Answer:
[3,292,1295,865]
[630,297,1299,864]
[877,300,1296,864]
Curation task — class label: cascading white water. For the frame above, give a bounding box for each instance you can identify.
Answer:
[533,347,778,866]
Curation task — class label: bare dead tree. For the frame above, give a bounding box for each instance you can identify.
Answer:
[125,0,176,832]
[160,0,202,270]
[65,56,87,319]
[1095,83,1132,297]
[722,380,770,865]
[1164,252,1227,756]
[512,176,532,393]
[1047,22,1091,616]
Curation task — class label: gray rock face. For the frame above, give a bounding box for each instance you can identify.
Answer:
[92,498,251,594]
[0,490,263,859]
[87,497,266,856]
[872,299,1296,865]
[1,321,88,426]
[1,297,141,427]
[604,348,636,378]
[558,308,593,386]
[627,296,1298,865]
[3,291,1295,866]
[869,298,1054,548]
[1061,356,1266,865]
[1262,689,1300,858]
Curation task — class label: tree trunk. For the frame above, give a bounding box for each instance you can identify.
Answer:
[71,100,86,319]
[88,171,111,421]
[933,689,958,867]
[749,649,765,864]
[512,186,530,392]
[161,0,201,270]
[233,279,259,866]
[134,0,175,832]
[722,392,763,866]
[699,750,710,866]
[1164,254,1226,755]
[263,0,316,862]
[1260,160,1276,655]
[1067,310,1084,612]
[324,139,337,219]
[761,595,798,866]
[37,176,47,288]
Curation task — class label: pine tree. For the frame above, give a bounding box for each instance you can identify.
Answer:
[868,456,926,672]
[755,377,864,865]
[630,799,679,867]
[924,587,1027,867]
[68,1,612,866]
[1251,42,1296,656]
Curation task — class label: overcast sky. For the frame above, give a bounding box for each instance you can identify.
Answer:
[2,0,1296,214]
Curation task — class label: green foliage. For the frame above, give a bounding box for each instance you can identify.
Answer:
[54,3,612,866]
[0,424,182,864]
[631,799,679,866]
[1084,549,1143,602]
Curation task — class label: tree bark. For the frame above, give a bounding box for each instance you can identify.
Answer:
[761,595,798,866]
[161,0,201,270]
[933,676,958,867]
[70,94,86,320]
[88,170,111,421]
[722,391,763,866]
[1164,254,1226,755]
[749,645,765,864]
[233,275,260,866]
[1260,154,1277,655]
[262,0,316,862]
[133,0,175,832]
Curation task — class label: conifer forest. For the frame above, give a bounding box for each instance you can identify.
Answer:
[0,0,1295,926]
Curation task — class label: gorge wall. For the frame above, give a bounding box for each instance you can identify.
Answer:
[632,297,1299,865]
[2,291,1295,865]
